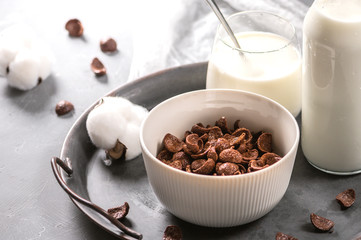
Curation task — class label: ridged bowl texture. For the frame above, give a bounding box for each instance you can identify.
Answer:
[140,89,299,227]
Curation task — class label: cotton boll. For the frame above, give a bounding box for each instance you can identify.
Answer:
[86,102,127,150]
[86,96,149,161]
[0,25,34,72]
[0,24,54,90]
[7,50,41,90]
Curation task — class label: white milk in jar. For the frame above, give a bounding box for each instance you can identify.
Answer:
[302,0,361,174]
[206,11,302,117]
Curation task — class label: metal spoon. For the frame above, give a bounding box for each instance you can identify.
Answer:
[205,0,241,50]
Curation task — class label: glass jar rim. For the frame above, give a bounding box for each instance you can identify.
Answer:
[217,10,297,54]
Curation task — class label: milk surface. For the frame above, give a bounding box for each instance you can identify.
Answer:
[302,0,361,173]
[206,31,301,117]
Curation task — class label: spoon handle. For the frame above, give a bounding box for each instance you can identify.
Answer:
[205,0,241,50]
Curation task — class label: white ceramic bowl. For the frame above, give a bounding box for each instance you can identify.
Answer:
[140,89,299,227]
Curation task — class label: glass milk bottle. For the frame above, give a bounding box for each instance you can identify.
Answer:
[302,0,361,174]
[206,11,302,117]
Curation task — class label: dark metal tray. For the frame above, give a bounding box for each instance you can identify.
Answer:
[52,62,361,240]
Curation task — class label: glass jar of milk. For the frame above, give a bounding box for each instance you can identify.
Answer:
[302,0,361,174]
[206,11,302,117]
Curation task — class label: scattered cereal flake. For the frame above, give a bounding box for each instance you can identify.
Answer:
[100,38,117,52]
[86,96,148,160]
[310,213,334,232]
[163,225,182,240]
[91,57,106,76]
[55,100,74,116]
[107,202,129,220]
[275,232,298,240]
[336,188,356,208]
[65,19,83,37]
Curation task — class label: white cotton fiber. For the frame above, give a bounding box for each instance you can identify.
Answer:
[118,123,141,160]
[0,41,18,75]
[0,24,54,90]
[86,99,127,150]
[7,49,41,90]
[86,96,149,160]
[35,44,53,80]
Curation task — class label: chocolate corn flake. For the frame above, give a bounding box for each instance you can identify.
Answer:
[157,117,282,176]
[163,225,182,240]
[260,152,282,165]
[216,162,240,176]
[157,149,173,162]
[171,152,191,170]
[191,159,215,175]
[163,133,184,153]
[191,123,209,135]
[233,128,252,143]
[55,100,74,116]
[275,232,298,240]
[207,147,218,161]
[107,202,129,221]
[214,138,231,153]
[185,134,203,153]
[310,213,334,232]
[65,19,83,37]
[248,159,269,172]
[169,160,182,170]
[208,126,223,141]
[257,132,272,152]
[336,188,356,208]
[100,38,117,52]
[91,57,106,76]
[219,148,243,164]
[237,141,253,154]
[241,149,259,161]
[215,116,231,134]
